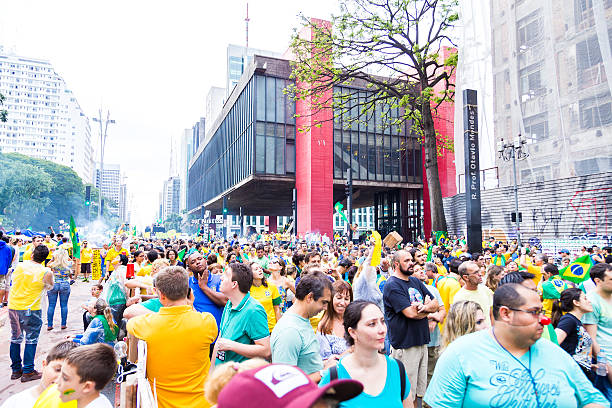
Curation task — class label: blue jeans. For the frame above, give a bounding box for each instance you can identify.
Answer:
[9,309,42,373]
[47,280,71,327]
[595,374,612,402]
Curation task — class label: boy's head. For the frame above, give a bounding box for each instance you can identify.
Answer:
[57,344,117,403]
[42,341,78,389]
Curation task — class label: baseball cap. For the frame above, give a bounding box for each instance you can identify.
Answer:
[217,364,363,408]
[559,249,570,254]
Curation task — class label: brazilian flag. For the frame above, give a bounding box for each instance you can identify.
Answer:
[559,255,593,284]
[69,216,80,258]
[434,231,448,245]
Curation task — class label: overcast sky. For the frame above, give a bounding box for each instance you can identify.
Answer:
[0,0,338,228]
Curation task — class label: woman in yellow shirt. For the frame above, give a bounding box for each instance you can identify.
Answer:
[249,262,281,332]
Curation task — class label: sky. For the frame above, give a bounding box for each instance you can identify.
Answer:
[0,0,338,228]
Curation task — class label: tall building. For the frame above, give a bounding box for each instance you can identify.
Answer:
[0,46,94,183]
[162,176,181,221]
[191,117,205,157]
[93,163,121,216]
[226,44,282,97]
[178,128,192,211]
[205,87,226,134]
[491,0,612,186]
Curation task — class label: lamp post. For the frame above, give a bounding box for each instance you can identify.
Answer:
[92,109,115,218]
[497,134,529,247]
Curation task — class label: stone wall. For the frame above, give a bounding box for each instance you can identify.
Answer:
[443,171,612,244]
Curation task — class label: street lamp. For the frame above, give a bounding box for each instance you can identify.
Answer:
[497,134,529,247]
[92,109,115,218]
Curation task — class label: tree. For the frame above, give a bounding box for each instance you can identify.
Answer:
[0,92,7,122]
[289,0,458,233]
[163,213,183,232]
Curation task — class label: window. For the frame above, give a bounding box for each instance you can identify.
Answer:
[521,166,551,183]
[579,93,612,129]
[576,35,604,88]
[517,11,542,48]
[519,63,544,100]
[523,113,549,143]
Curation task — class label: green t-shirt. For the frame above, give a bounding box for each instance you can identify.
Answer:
[270,311,323,375]
[583,291,612,354]
[142,298,162,312]
[215,293,269,365]
[254,256,269,271]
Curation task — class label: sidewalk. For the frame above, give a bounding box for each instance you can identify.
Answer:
[0,280,94,402]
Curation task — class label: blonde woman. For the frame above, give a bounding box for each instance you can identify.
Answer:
[442,300,488,348]
[47,248,73,330]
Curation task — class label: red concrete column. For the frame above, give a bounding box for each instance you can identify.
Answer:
[295,19,334,237]
[268,216,277,233]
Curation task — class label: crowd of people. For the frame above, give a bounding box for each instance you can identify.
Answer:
[1,228,612,407]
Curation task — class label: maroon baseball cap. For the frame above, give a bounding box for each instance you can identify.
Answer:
[217,364,363,408]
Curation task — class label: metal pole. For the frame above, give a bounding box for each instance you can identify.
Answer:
[511,148,522,247]
[239,206,243,238]
[292,188,297,238]
[97,109,104,217]
[346,168,353,242]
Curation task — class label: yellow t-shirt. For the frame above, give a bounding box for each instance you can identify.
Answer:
[250,284,281,331]
[437,276,461,312]
[436,265,448,276]
[526,263,543,285]
[33,384,77,408]
[23,244,33,261]
[137,263,152,277]
[310,310,325,332]
[105,247,128,272]
[44,241,57,259]
[8,261,49,310]
[127,305,218,408]
[80,247,93,264]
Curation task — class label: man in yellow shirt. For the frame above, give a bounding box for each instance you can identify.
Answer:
[437,259,462,314]
[79,240,93,282]
[519,249,545,285]
[22,236,44,262]
[104,239,128,277]
[9,245,54,382]
[128,267,218,408]
[43,235,57,265]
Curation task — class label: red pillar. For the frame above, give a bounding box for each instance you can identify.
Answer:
[268,216,277,233]
[295,19,334,237]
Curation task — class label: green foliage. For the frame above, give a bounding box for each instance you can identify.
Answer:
[0,153,117,230]
[163,212,183,232]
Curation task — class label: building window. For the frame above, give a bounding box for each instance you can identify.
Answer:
[517,10,542,48]
[519,63,544,101]
[523,113,549,143]
[521,165,551,183]
[576,35,604,88]
[579,93,612,129]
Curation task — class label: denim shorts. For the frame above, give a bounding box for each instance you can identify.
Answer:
[9,309,43,345]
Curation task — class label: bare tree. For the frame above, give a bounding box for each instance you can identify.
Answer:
[289,0,458,233]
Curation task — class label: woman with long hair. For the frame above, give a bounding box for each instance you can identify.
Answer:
[317,280,353,362]
[47,248,73,330]
[484,265,505,292]
[74,298,119,346]
[249,261,281,331]
[442,300,488,348]
[268,257,295,313]
[552,287,595,382]
[319,300,410,407]
[166,249,184,268]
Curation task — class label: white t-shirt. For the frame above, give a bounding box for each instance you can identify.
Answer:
[0,386,37,408]
[85,395,113,408]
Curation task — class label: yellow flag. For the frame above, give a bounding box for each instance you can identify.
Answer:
[371,231,382,266]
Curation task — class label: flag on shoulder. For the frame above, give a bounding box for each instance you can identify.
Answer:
[69,216,80,258]
[559,255,593,284]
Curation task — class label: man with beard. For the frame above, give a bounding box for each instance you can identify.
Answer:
[186,252,227,328]
[425,284,607,407]
[383,250,439,408]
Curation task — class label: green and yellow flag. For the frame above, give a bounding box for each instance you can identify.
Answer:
[69,216,80,258]
[434,231,448,245]
[334,202,349,223]
[559,255,593,284]
[177,248,186,262]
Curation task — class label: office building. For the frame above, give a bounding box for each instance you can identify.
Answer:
[119,181,129,223]
[491,0,612,185]
[162,176,181,221]
[205,87,226,134]
[0,46,94,183]
[226,44,282,97]
[94,163,121,216]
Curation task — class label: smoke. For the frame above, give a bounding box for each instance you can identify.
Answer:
[79,218,113,248]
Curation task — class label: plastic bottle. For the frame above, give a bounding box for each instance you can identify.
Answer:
[597,349,607,376]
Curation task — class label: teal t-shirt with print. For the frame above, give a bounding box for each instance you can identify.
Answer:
[215,293,269,365]
[424,330,607,408]
[319,355,410,407]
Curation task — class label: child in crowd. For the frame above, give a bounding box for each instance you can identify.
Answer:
[81,284,103,331]
[55,343,117,408]
[0,341,78,408]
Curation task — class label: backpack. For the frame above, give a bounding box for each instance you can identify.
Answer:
[329,357,406,401]
[106,275,127,306]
